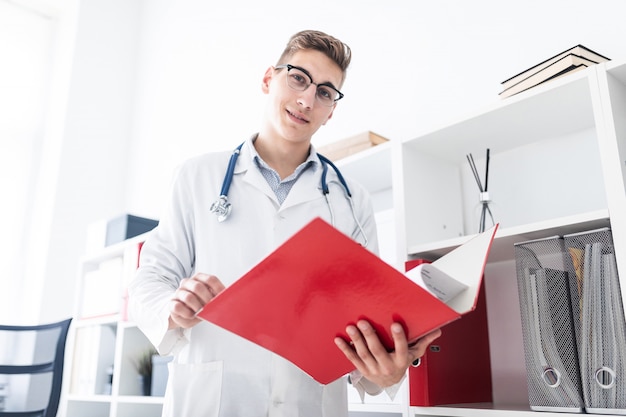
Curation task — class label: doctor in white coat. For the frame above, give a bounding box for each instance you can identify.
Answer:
[128,29,441,417]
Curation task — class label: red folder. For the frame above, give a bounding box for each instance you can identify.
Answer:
[406,260,493,406]
[197,217,498,384]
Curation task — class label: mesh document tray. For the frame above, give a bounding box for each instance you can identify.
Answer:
[514,236,584,413]
[563,228,626,414]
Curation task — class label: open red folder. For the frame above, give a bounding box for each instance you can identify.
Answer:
[197,217,498,384]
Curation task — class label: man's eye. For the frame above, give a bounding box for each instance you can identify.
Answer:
[290,73,307,86]
[317,87,334,100]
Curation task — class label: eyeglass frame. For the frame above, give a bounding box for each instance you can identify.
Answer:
[274,64,344,106]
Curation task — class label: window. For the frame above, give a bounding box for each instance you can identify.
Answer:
[0,0,55,321]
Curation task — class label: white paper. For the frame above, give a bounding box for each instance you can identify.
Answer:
[406,263,469,304]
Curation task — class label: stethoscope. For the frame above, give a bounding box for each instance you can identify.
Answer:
[210,142,369,247]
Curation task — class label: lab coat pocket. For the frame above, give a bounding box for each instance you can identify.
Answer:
[162,360,223,417]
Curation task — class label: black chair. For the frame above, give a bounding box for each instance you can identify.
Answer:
[0,318,72,417]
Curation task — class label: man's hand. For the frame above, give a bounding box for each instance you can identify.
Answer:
[168,273,225,329]
[334,320,442,388]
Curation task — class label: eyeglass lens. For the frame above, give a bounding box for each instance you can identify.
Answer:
[285,67,339,106]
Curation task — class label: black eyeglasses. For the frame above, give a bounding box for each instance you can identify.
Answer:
[274,64,344,107]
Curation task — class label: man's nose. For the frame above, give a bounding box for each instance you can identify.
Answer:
[297,84,317,108]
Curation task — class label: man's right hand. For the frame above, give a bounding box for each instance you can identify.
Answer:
[168,273,225,329]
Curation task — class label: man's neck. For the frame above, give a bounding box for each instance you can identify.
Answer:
[254,134,311,180]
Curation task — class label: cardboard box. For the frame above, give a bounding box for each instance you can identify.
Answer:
[317,131,389,162]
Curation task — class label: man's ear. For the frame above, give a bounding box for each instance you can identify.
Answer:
[261,66,274,94]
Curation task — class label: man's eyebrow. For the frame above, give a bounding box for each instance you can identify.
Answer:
[296,65,340,90]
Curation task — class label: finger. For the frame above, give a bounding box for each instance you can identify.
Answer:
[175,281,210,313]
[191,273,226,296]
[338,323,373,367]
[334,335,360,363]
[389,322,409,359]
[169,297,199,323]
[169,308,200,329]
[409,328,442,361]
[177,274,224,312]
[352,320,386,365]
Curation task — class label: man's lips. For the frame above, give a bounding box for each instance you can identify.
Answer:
[286,108,309,124]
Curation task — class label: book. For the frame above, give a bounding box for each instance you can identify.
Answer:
[69,325,116,395]
[500,44,610,91]
[79,257,124,319]
[499,53,601,99]
[196,217,498,384]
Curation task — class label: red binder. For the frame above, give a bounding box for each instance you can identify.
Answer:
[197,217,498,384]
[406,259,493,406]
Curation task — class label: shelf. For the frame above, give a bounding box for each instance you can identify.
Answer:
[412,403,579,417]
[336,141,393,195]
[66,394,112,403]
[404,71,594,164]
[64,398,111,417]
[114,400,162,417]
[399,67,607,247]
[72,315,121,328]
[336,141,394,213]
[408,209,610,262]
[348,402,405,413]
[116,395,164,404]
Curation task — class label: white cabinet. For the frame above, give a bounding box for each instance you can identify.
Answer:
[339,59,626,417]
[60,235,164,417]
[393,60,626,416]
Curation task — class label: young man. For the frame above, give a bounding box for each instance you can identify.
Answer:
[128,29,441,417]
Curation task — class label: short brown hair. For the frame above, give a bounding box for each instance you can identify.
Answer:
[277,30,352,85]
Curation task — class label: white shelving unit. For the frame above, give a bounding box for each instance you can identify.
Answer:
[395,59,626,416]
[341,58,626,417]
[60,58,626,417]
[60,235,164,417]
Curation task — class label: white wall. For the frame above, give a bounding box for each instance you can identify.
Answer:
[123,0,626,219]
[9,0,626,322]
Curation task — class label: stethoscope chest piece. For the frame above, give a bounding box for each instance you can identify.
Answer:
[210,195,231,222]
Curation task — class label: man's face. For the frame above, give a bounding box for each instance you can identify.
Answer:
[262,49,343,145]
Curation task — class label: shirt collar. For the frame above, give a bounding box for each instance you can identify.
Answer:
[246,134,322,175]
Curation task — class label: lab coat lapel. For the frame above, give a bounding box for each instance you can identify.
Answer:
[240,162,279,204]
[280,167,322,210]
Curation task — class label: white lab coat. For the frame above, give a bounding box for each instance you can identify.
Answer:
[128,136,380,417]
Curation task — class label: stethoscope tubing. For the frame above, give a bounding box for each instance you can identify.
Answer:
[210,141,368,247]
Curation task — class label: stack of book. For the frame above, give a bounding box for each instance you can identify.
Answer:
[499,45,610,99]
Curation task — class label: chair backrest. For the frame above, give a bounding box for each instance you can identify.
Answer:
[0,318,72,417]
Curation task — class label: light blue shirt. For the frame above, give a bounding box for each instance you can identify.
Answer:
[251,149,316,205]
